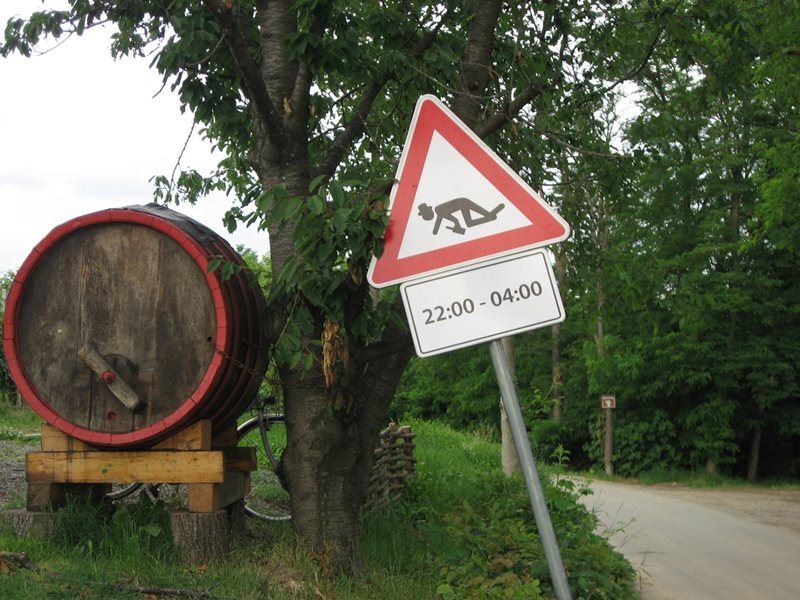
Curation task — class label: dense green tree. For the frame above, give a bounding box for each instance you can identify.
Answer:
[4,0,665,567]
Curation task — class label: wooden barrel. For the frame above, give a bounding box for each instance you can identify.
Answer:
[2,204,269,448]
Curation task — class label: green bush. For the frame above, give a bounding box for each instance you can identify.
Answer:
[1,270,17,404]
[586,409,678,476]
[404,420,636,599]
[530,419,570,464]
[393,348,499,430]
[436,501,545,599]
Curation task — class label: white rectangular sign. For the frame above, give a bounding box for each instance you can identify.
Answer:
[401,250,565,357]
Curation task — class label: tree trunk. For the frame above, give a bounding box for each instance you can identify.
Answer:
[281,337,412,570]
[551,325,562,422]
[597,220,611,475]
[551,248,566,422]
[603,408,614,476]
[500,337,520,476]
[747,425,762,483]
[705,458,718,475]
[260,159,413,568]
[250,0,505,572]
[169,510,230,564]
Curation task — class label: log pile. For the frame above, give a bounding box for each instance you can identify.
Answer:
[363,423,416,512]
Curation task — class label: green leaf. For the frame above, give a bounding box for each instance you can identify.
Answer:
[329,180,345,206]
[289,350,303,369]
[331,208,351,234]
[255,188,275,212]
[307,194,326,215]
[303,352,314,372]
[207,257,223,273]
[272,197,302,222]
[308,173,326,193]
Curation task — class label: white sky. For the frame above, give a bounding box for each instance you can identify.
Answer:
[0,1,269,273]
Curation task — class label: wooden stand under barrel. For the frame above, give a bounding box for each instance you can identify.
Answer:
[2,420,254,563]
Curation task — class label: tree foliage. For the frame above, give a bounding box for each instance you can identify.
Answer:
[397,0,800,480]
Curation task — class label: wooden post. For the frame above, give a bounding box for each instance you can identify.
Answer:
[601,395,615,475]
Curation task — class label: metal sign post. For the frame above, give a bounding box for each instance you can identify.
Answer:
[488,339,572,600]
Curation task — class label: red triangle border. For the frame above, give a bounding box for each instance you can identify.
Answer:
[368,96,569,287]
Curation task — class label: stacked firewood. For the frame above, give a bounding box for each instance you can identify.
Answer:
[363,423,416,512]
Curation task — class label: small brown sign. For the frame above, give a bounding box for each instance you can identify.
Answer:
[601,395,616,409]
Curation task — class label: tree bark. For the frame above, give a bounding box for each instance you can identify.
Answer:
[280,345,411,570]
[500,337,520,476]
[550,326,562,422]
[603,408,614,476]
[169,510,230,563]
[452,0,502,128]
[747,425,762,483]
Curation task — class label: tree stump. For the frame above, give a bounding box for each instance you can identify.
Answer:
[0,509,55,539]
[169,510,230,563]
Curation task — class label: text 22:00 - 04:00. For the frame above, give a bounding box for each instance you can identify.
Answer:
[421,281,544,325]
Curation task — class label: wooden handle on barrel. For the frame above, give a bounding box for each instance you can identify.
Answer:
[78,344,143,412]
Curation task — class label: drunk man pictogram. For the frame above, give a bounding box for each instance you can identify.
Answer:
[417,198,505,235]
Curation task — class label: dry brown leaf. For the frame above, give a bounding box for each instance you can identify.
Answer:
[0,558,16,574]
[322,320,349,388]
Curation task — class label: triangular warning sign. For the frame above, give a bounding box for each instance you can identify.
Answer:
[368,95,570,288]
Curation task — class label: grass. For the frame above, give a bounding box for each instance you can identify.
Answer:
[0,402,43,441]
[0,415,636,599]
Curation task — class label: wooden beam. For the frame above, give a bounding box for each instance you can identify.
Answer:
[152,420,212,451]
[26,450,225,484]
[211,423,238,449]
[223,447,257,472]
[40,424,93,451]
[26,482,111,511]
[188,472,250,513]
[77,343,143,412]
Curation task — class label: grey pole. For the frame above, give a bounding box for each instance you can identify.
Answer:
[488,339,572,600]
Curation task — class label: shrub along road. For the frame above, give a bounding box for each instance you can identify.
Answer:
[579,479,800,599]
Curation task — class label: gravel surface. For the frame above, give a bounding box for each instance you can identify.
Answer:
[0,439,35,509]
[581,479,800,600]
[649,484,800,535]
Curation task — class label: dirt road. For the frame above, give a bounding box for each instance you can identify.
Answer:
[579,480,800,600]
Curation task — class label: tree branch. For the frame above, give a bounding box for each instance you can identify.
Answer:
[313,79,387,181]
[312,12,450,182]
[601,27,664,96]
[203,0,287,155]
[476,81,549,139]
[357,333,412,363]
[451,0,502,127]
[290,2,330,130]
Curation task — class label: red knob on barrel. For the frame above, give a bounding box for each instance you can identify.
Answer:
[102,370,116,384]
